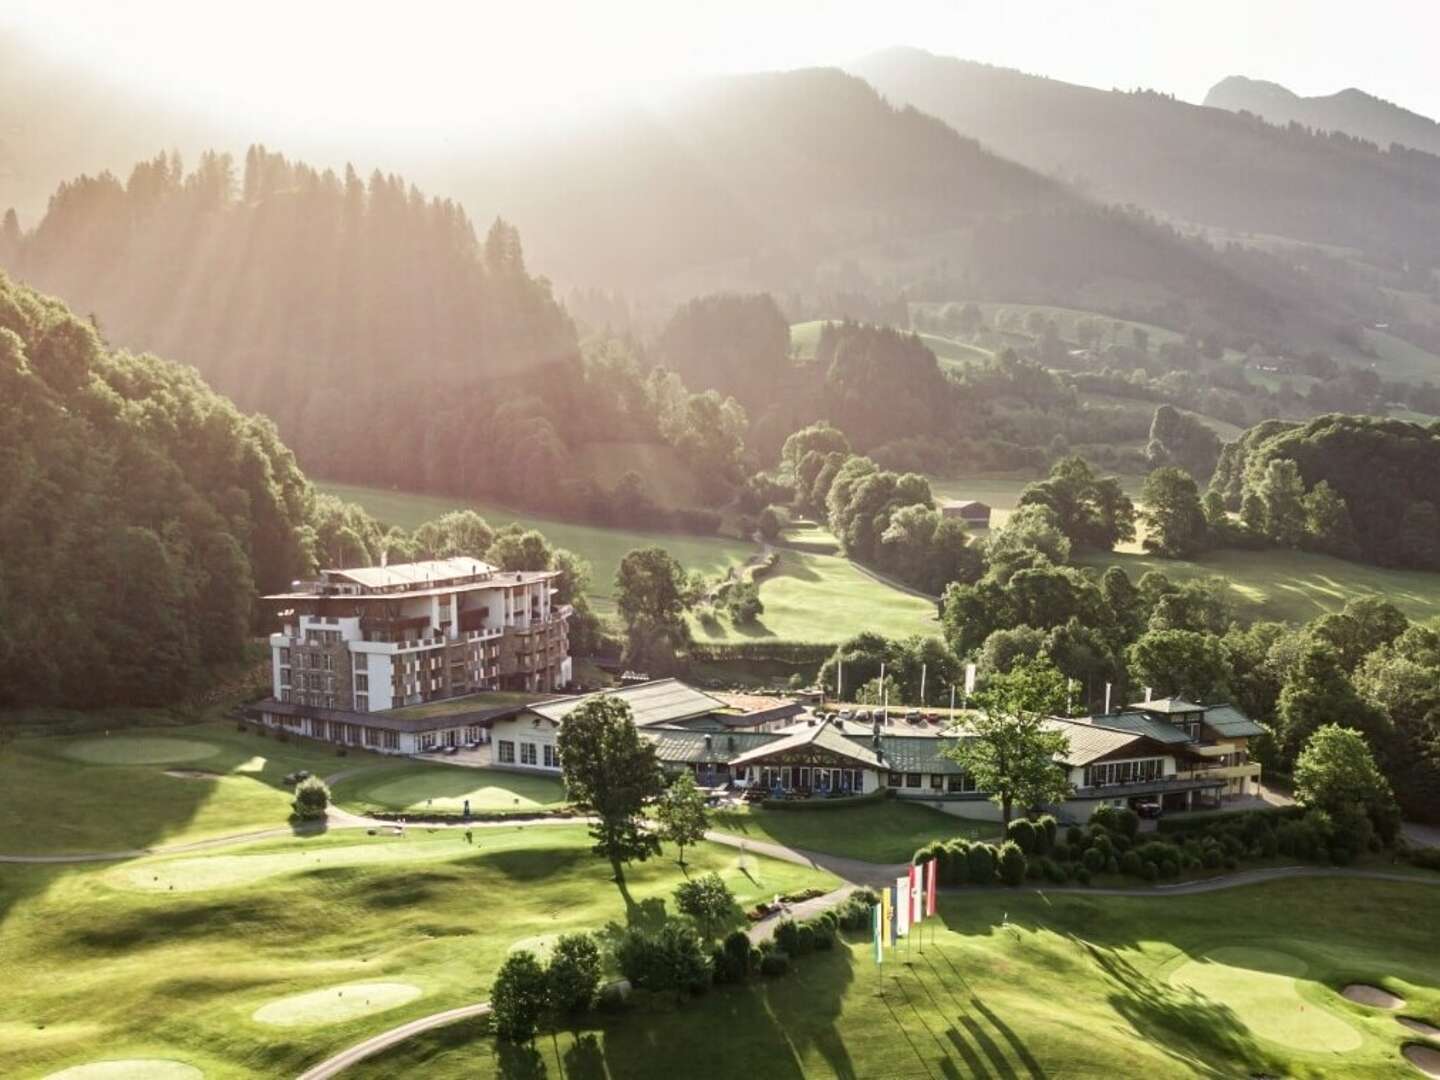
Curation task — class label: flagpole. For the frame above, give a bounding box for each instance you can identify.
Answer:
[920,663,927,707]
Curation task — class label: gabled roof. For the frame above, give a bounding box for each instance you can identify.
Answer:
[872,734,965,773]
[1072,710,1192,745]
[1202,704,1267,738]
[1046,718,1146,766]
[1130,697,1204,714]
[644,728,784,765]
[528,678,725,729]
[729,720,884,769]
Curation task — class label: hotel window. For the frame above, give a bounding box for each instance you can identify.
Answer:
[323,654,334,671]
[355,693,369,712]
[888,772,903,788]
[364,727,380,747]
[520,743,537,766]
[906,773,922,788]
[355,672,369,692]
[280,689,291,703]
[543,744,558,768]
[383,730,399,750]
[930,774,944,791]
[280,647,291,664]
[497,740,515,764]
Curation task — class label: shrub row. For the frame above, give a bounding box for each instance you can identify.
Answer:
[1156,805,1304,836]
[686,642,835,664]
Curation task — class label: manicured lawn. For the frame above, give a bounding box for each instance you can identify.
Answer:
[318,482,756,619]
[1077,547,1440,625]
[689,548,940,646]
[347,877,1440,1079]
[0,722,401,855]
[332,763,568,815]
[0,825,837,1079]
[710,800,997,863]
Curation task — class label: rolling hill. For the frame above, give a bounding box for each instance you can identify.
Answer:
[850,47,1440,271]
[1205,75,1440,156]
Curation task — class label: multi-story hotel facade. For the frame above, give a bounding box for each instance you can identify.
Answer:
[263,556,571,713]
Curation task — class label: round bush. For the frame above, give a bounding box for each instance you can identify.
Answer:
[997,841,1028,886]
[1065,825,1085,849]
[1034,814,1058,853]
[1082,846,1106,873]
[966,842,997,884]
[1042,858,1067,884]
[1160,859,1179,879]
[943,841,972,885]
[1202,847,1222,869]
[1105,856,1119,875]
[1120,850,1143,877]
[1007,818,1037,854]
[1141,861,1160,882]
[1051,842,1071,863]
[1073,865,1091,885]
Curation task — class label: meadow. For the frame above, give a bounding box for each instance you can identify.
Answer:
[346,876,1440,1080]
[324,483,937,644]
[0,819,837,1079]
[318,482,756,619]
[709,801,996,864]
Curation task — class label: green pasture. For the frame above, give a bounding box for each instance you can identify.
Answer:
[331,763,568,815]
[1079,548,1440,625]
[0,825,837,1079]
[688,548,940,645]
[348,876,1440,1079]
[789,319,991,372]
[319,481,757,618]
[0,722,399,856]
[710,800,996,864]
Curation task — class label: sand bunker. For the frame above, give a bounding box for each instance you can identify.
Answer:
[1170,947,1361,1053]
[62,736,221,766]
[252,981,422,1027]
[1401,1018,1440,1038]
[1342,983,1406,1009]
[43,1061,202,1080]
[164,769,219,780]
[1406,1044,1440,1078]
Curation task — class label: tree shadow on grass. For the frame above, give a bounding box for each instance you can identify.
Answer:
[481,847,590,882]
[71,894,291,952]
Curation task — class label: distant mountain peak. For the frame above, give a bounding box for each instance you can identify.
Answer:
[1204,75,1440,154]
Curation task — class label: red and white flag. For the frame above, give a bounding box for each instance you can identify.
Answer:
[926,858,938,918]
[910,863,923,924]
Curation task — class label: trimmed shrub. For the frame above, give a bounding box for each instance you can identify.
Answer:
[998,841,1028,886]
[806,918,837,951]
[1160,859,1180,879]
[966,842,998,884]
[1042,858,1067,884]
[1051,842,1071,863]
[546,933,603,1014]
[712,930,754,985]
[774,919,802,956]
[1034,814,1058,854]
[491,951,549,1043]
[1073,865,1091,885]
[1065,825,1085,849]
[1082,846,1107,873]
[1120,850,1143,877]
[942,840,972,885]
[913,840,948,866]
[760,950,791,977]
[1026,859,1044,880]
[291,776,331,821]
[615,920,712,997]
[1007,818,1038,855]
[1092,804,1140,839]
[1141,861,1160,882]
[1201,847,1222,869]
[1105,856,1119,875]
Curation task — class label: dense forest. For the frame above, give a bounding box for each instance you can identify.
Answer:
[0,271,311,706]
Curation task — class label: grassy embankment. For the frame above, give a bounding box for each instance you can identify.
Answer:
[710,800,996,864]
[322,482,938,645]
[350,876,1440,1080]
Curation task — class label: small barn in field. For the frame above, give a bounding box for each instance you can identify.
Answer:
[940,499,992,528]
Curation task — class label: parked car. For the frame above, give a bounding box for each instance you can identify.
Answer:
[1133,799,1162,819]
[838,709,855,721]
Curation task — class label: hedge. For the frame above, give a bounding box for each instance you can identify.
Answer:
[762,787,892,811]
[687,642,834,664]
[1156,805,1304,836]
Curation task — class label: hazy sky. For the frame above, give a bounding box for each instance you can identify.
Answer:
[6,0,1439,138]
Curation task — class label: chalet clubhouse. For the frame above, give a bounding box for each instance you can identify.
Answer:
[252,678,1264,822]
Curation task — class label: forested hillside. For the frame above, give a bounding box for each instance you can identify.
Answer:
[852,47,1440,272]
[1205,76,1440,157]
[447,68,1302,344]
[0,271,312,706]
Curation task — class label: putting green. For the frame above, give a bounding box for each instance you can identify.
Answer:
[350,766,566,812]
[252,981,422,1027]
[43,1061,202,1080]
[110,835,475,893]
[1170,946,1361,1052]
[60,736,222,766]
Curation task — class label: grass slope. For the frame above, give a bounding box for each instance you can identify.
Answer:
[331,764,568,815]
[348,877,1440,1079]
[710,800,996,863]
[319,482,756,618]
[688,548,940,645]
[0,826,837,1079]
[1078,548,1440,625]
[0,722,403,856]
